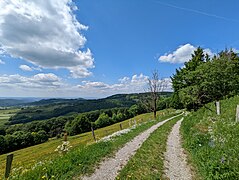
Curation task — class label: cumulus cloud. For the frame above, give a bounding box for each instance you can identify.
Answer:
[76,74,172,97]
[19,65,33,71]
[159,44,213,63]
[79,81,109,89]
[0,59,5,64]
[69,65,93,78]
[0,0,94,78]
[0,73,62,89]
[0,72,172,97]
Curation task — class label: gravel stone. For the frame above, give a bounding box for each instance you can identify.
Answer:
[164,118,193,180]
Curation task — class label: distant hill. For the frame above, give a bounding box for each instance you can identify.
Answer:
[0,98,41,107]
[9,92,172,124]
[28,98,86,106]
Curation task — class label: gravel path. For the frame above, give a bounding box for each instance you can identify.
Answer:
[81,113,183,180]
[164,118,193,180]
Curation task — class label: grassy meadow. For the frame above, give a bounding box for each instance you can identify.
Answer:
[181,96,239,179]
[0,108,19,127]
[1,109,178,179]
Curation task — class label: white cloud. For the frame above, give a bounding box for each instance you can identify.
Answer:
[69,65,93,78]
[131,73,148,84]
[0,72,172,97]
[33,73,60,82]
[19,65,33,71]
[159,44,213,63]
[0,73,62,89]
[0,0,94,78]
[0,49,5,55]
[0,59,5,64]
[80,81,109,89]
[76,74,172,97]
[119,77,130,84]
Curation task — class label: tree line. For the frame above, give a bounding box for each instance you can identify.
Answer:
[170,47,239,110]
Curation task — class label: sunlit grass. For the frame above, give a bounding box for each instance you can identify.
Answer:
[0,109,176,178]
[0,108,19,126]
[181,96,239,179]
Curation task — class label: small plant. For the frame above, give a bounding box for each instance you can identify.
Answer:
[55,141,72,154]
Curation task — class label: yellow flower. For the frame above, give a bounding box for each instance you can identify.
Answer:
[42,175,46,179]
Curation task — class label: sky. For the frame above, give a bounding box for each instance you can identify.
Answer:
[0,0,239,98]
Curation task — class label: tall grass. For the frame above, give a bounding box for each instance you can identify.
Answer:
[181,96,239,179]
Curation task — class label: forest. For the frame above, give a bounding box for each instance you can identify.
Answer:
[8,92,172,124]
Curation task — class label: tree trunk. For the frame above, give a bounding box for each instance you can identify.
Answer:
[154,98,157,119]
[153,110,156,119]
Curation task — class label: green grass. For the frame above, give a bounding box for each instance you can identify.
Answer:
[117,115,183,180]
[181,96,239,179]
[0,108,19,127]
[0,109,179,179]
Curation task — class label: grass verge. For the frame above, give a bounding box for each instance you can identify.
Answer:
[181,96,239,179]
[116,115,183,180]
[6,110,181,180]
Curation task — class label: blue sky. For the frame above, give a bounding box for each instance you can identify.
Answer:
[0,0,239,98]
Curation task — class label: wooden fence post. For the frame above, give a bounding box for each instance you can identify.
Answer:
[63,132,67,141]
[236,105,239,122]
[216,101,220,115]
[119,123,123,130]
[91,127,96,141]
[5,153,13,178]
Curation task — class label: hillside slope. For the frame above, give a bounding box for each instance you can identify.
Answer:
[181,96,239,179]
[9,92,172,124]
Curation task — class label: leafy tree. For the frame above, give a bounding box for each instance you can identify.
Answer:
[95,113,111,128]
[65,114,91,135]
[171,48,239,110]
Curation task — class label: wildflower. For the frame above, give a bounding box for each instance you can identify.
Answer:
[199,144,202,147]
[221,157,225,163]
[55,141,72,154]
[42,175,46,179]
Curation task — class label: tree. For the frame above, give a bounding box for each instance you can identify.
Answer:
[171,47,239,110]
[65,114,91,135]
[146,70,167,119]
[95,113,111,128]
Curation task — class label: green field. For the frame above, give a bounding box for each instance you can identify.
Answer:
[0,109,177,178]
[0,109,19,127]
